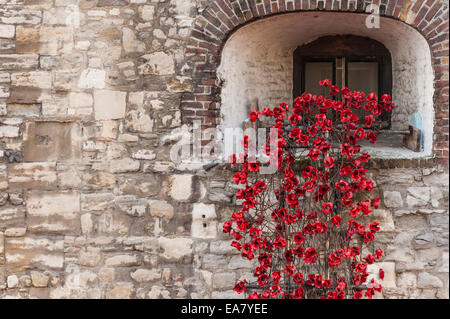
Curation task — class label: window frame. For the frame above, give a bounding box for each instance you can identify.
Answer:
[293,35,393,129]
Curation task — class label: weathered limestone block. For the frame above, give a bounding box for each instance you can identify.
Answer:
[16,26,73,55]
[168,174,193,201]
[132,149,156,160]
[23,121,81,162]
[98,267,115,283]
[93,89,126,120]
[397,272,417,289]
[109,158,140,173]
[31,271,49,288]
[125,108,154,133]
[0,8,42,25]
[130,269,161,283]
[417,272,444,289]
[210,240,239,255]
[80,213,93,235]
[0,25,15,38]
[122,27,145,53]
[5,237,64,272]
[413,232,434,249]
[4,227,26,237]
[0,208,25,230]
[78,69,106,89]
[167,76,193,93]
[149,200,174,219]
[383,190,403,208]
[191,203,217,239]
[138,52,174,75]
[158,237,193,262]
[7,275,18,288]
[97,213,131,235]
[81,193,115,212]
[372,209,395,232]
[105,282,134,299]
[26,191,80,234]
[211,290,245,299]
[78,248,101,267]
[105,254,139,267]
[438,252,449,273]
[0,231,3,255]
[367,262,396,289]
[8,162,57,189]
[139,5,155,20]
[228,255,254,270]
[0,125,19,138]
[212,272,236,290]
[407,187,431,207]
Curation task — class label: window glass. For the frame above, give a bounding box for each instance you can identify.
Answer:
[305,62,333,97]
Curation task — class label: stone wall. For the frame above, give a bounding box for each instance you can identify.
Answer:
[0,0,449,299]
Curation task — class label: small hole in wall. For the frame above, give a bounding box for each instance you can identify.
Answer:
[203,223,207,228]
[202,215,206,218]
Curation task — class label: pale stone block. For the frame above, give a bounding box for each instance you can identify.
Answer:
[26,191,80,234]
[149,200,174,219]
[383,190,403,208]
[31,271,49,288]
[438,252,449,273]
[94,89,127,120]
[69,92,93,108]
[78,69,106,89]
[105,282,134,299]
[0,125,19,138]
[139,5,155,20]
[125,108,154,133]
[105,255,139,267]
[138,52,174,75]
[80,213,93,235]
[132,149,156,160]
[4,227,26,237]
[158,237,193,262]
[0,25,15,38]
[417,272,444,289]
[109,158,140,173]
[168,174,193,201]
[122,27,145,53]
[11,71,51,89]
[8,162,57,189]
[130,269,161,283]
[213,272,236,289]
[99,267,115,283]
[7,275,18,288]
[407,187,430,207]
[5,237,64,272]
[191,203,217,239]
[367,262,396,289]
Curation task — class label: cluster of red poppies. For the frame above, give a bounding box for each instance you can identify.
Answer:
[224,80,394,299]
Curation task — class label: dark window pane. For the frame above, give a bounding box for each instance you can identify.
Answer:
[305,62,333,97]
[347,62,378,121]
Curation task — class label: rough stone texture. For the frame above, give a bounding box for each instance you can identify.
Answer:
[0,0,448,300]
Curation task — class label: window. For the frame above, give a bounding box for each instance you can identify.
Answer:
[293,35,392,129]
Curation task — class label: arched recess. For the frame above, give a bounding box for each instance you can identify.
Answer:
[182,0,449,161]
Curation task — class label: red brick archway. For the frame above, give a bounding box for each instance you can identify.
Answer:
[181,0,449,162]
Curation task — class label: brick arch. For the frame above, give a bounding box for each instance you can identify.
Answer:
[182,0,449,162]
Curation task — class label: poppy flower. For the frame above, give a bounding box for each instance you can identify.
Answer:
[367,130,378,143]
[324,156,335,168]
[319,79,331,86]
[322,202,333,215]
[371,197,381,209]
[233,280,248,294]
[293,232,305,245]
[273,236,287,249]
[284,264,295,276]
[223,221,232,233]
[249,110,261,122]
[303,248,318,264]
[379,269,385,280]
[307,148,320,161]
[271,271,281,284]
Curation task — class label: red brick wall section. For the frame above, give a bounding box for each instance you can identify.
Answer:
[182,0,449,163]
